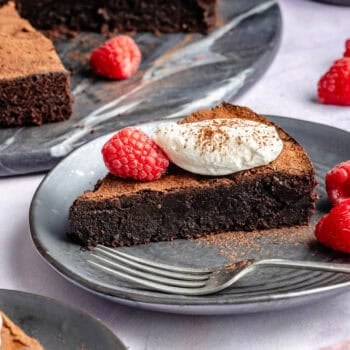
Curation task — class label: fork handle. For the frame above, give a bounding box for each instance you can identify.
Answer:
[254,259,350,273]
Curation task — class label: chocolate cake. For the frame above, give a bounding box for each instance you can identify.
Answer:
[12,0,217,34]
[0,0,216,126]
[69,103,318,248]
[0,2,72,126]
[0,311,44,350]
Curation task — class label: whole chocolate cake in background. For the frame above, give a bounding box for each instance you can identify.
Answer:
[6,0,217,33]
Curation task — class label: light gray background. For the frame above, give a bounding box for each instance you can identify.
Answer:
[1,0,350,349]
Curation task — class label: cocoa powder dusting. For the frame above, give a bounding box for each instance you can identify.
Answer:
[187,118,279,157]
[194,225,320,263]
[193,119,237,155]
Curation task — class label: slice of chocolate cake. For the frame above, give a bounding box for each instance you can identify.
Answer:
[69,103,318,248]
[12,0,217,34]
[0,2,72,127]
[0,311,44,350]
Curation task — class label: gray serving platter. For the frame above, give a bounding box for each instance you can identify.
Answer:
[0,289,126,349]
[312,0,350,5]
[29,116,350,315]
[0,0,281,176]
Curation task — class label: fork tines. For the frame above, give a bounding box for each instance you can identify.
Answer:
[88,245,211,292]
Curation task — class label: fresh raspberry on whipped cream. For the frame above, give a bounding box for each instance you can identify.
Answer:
[102,127,169,181]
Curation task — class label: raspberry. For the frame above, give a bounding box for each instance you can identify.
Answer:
[344,39,350,57]
[315,199,350,253]
[317,57,350,105]
[90,35,141,80]
[326,160,350,205]
[101,127,169,181]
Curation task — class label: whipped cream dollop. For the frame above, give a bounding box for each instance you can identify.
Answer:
[154,118,283,176]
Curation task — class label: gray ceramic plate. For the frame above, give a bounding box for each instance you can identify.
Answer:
[312,0,350,5]
[0,0,281,176]
[29,116,350,315]
[0,289,126,349]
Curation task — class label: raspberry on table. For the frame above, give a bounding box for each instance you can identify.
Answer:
[315,199,350,253]
[326,160,350,205]
[318,57,350,106]
[344,39,350,57]
[90,35,141,80]
[102,127,169,181]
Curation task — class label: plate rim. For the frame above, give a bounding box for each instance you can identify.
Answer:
[29,115,350,312]
[0,288,127,349]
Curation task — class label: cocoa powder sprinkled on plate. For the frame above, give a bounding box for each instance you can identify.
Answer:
[195,225,317,263]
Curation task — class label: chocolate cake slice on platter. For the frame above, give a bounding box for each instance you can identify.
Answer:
[0,2,72,126]
[69,103,318,248]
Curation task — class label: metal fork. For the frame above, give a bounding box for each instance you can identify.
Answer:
[88,245,350,296]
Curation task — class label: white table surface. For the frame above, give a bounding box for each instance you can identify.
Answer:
[1,1,350,349]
